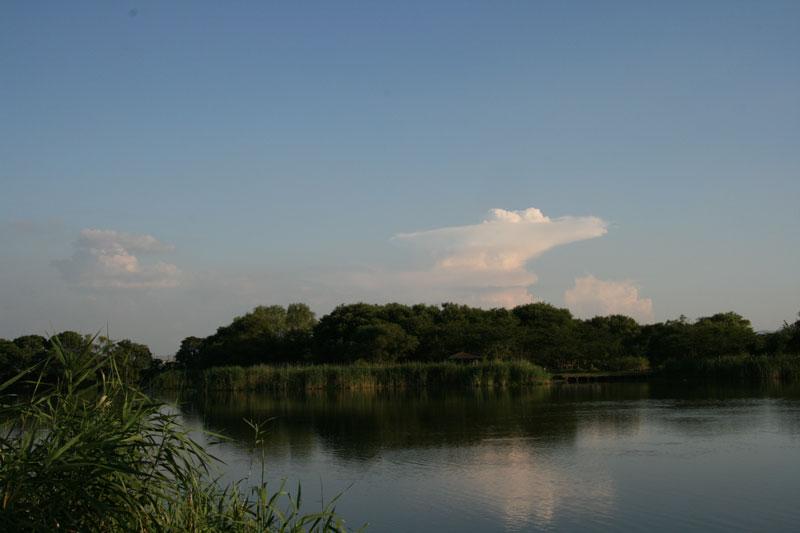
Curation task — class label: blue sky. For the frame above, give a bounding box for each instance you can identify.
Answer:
[1,1,798,354]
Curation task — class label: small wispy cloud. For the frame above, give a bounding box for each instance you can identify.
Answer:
[75,229,175,254]
[54,229,181,289]
[564,275,654,322]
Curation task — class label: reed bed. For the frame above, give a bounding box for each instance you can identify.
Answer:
[658,354,800,382]
[153,360,550,393]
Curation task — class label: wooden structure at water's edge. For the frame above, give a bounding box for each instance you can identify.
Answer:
[448,352,483,363]
[551,371,652,383]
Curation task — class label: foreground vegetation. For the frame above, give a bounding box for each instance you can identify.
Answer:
[153,360,551,393]
[0,338,352,532]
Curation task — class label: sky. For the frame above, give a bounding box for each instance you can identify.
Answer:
[1,1,798,355]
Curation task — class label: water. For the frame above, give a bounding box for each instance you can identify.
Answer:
[170,382,800,531]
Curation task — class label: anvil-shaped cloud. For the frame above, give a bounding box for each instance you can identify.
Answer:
[395,208,606,272]
[372,208,608,307]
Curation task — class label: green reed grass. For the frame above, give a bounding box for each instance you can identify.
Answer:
[0,336,353,532]
[153,360,550,393]
[658,354,800,382]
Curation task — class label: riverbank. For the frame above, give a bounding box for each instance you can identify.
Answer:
[551,370,651,383]
[152,354,800,393]
[553,354,800,383]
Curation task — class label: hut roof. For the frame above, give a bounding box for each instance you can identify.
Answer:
[449,351,482,361]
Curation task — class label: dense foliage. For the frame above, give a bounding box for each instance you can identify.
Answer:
[167,303,800,372]
[0,331,161,386]
[3,304,799,378]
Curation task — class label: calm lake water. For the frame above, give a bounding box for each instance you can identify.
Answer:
[170,382,800,532]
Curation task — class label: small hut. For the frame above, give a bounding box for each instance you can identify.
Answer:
[448,351,482,363]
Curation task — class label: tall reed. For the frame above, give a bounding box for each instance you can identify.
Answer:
[0,336,352,532]
[658,354,800,382]
[153,360,550,394]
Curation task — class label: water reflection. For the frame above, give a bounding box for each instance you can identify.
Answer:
[162,382,800,532]
[458,441,617,530]
[176,387,581,461]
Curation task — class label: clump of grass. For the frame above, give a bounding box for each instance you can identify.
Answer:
[153,360,550,393]
[0,336,351,532]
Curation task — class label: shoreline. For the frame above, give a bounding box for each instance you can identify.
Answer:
[152,354,800,393]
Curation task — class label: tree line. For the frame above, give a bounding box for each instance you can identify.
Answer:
[3,302,799,378]
[0,331,160,384]
[172,302,800,372]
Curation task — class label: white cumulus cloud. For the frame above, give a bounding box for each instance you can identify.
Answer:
[564,275,654,322]
[54,229,181,289]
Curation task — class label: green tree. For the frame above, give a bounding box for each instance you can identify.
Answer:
[53,331,91,355]
[640,317,693,364]
[0,335,51,378]
[692,312,756,357]
[0,340,23,380]
[781,312,800,354]
[579,315,643,369]
[199,305,291,366]
[313,303,383,363]
[286,303,316,331]
[13,335,50,362]
[512,303,580,369]
[175,336,204,368]
[353,322,419,362]
[111,339,155,383]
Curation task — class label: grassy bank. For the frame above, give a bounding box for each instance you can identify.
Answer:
[657,354,800,382]
[153,360,551,393]
[0,339,351,532]
[152,354,800,394]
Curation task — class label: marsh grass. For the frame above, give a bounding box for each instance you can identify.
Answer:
[153,360,550,393]
[0,336,351,532]
[658,354,800,382]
